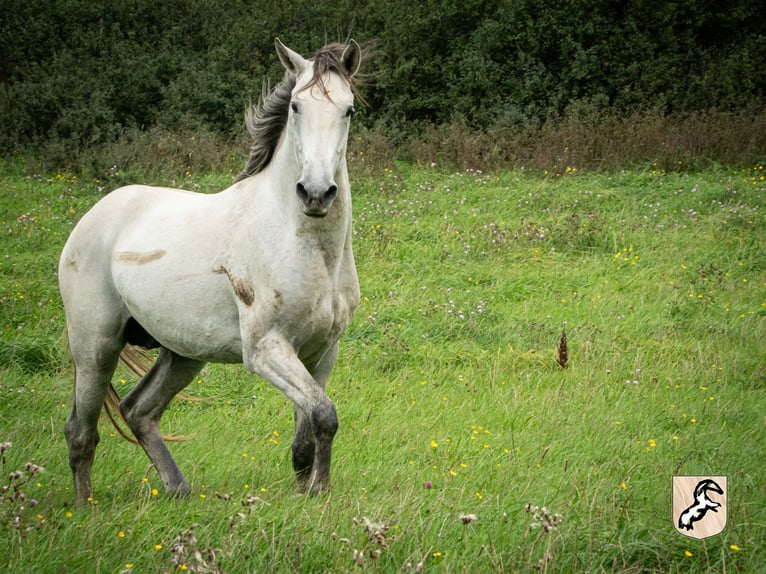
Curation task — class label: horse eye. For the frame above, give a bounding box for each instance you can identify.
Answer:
[346,106,356,118]
[291,101,300,114]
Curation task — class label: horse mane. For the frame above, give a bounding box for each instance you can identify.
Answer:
[234,76,295,183]
[234,42,364,183]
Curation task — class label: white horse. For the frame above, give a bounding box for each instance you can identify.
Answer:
[58,39,363,503]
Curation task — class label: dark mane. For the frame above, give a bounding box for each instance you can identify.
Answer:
[234,75,295,183]
[234,43,363,183]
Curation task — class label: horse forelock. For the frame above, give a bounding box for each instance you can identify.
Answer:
[235,42,363,183]
[299,43,361,102]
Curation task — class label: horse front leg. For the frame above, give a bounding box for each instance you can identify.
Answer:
[246,335,338,494]
[292,341,340,492]
[292,405,314,489]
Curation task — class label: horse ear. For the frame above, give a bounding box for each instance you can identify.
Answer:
[342,39,362,77]
[275,38,309,75]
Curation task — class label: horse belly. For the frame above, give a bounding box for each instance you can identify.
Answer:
[113,262,243,362]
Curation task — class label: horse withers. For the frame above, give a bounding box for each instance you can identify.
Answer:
[58,39,363,503]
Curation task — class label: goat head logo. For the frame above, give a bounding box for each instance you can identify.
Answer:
[673,476,727,539]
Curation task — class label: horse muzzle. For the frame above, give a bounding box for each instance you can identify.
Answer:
[296,181,338,217]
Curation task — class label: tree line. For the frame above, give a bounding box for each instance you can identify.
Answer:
[1,0,763,162]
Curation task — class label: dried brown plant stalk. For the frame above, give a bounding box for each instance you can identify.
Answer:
[556,329,568,369]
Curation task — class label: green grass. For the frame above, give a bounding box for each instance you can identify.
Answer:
[1,159,764,572]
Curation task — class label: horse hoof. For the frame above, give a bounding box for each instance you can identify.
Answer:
[307,480,329,496]
[295,475,329,496]
[166,481,191,498]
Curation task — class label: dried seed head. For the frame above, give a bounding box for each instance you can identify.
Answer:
[459,513,478,524]
[353,549,364,566]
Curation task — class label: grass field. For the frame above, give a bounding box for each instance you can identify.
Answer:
[1,160,764,572]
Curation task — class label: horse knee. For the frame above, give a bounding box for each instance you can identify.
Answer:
[310,401,338,441]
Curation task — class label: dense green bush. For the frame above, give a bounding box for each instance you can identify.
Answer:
[1,0,763,167]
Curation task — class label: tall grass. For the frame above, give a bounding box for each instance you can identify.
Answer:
[405,108,766,173]
[1,159,764,572]
[19,107,766,179]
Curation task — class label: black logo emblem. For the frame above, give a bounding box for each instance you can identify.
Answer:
[673,476,727,539]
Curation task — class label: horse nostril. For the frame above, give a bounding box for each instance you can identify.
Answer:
[324,185,338,203]
[296,182,309,204]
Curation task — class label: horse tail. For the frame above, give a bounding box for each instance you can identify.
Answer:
[119,344,155,380]
[103,383,140,445]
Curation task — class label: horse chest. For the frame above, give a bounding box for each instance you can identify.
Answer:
[261,235,357,329]
[269,274,357,343]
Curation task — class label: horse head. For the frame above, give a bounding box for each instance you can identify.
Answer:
[275,39,361,217]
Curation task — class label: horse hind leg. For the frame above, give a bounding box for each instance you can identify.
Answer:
[65,339,123,504]
[119,347,204,497]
